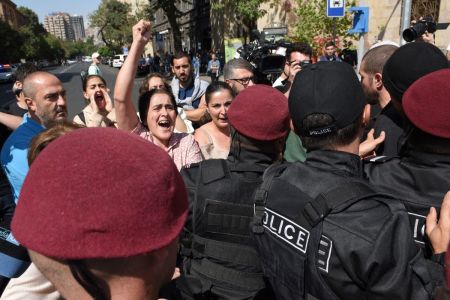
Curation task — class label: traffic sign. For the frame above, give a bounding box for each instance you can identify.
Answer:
[327,0,345,17]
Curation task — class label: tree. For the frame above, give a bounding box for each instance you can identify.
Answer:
[212,0,272,41]
[292,0,355,54]
[89,0,136,53]
[0,20,23,63]
[17,7,49,61]
[150,0,184,53]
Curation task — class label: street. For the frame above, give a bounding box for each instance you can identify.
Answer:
[0,62,146,120]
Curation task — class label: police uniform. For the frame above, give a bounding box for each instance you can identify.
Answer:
[177,85,290,299]
[254,150,445,300]
[366,68,450,256]
[252,62,444,300]
[178,150,273,299]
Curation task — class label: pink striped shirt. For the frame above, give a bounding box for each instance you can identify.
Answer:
[132,122,202,170]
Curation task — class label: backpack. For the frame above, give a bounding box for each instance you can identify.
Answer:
[80,66,90,82]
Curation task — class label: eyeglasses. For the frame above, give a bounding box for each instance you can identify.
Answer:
[230,76,254,86]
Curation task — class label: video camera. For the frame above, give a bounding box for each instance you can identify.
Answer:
[236,29,290,85]
[402,16,449,42]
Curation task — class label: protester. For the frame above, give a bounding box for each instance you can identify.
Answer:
[73,75,116,127]
[194,81,234,159]
[170,51,209,123]
[0,62,40,293]
[192,53,201,78]
[359,43,400,156]
[11,127,188,300]
[318,41,342,62]
[207,52,220,83]
[252,62,446,299]
[0,71,68,298]
[139,72,192,133]
[27,122,84,165]
[177,84,289,299]
[88,52,102,76]
[114,20,202,171]
[223,58,255,94]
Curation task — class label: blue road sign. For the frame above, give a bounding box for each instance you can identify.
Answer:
[327,0,345,17]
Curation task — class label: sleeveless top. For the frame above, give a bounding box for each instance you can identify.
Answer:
[198,127,229,160]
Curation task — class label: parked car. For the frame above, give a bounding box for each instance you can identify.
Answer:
[136,58,149,76]
[37,59,50,68]
[112,54,127,68]
[0,64,15,83]
[66,59,77,65]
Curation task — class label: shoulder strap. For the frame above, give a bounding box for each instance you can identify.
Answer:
[77,112,86,125]
[252,163,288,234]
[300,181,377,230]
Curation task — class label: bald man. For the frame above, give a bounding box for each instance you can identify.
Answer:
[1,71,67,203]
[0,72,67,299]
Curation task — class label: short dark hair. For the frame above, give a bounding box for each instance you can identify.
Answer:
[171,51,191,66]
[325,41,335,48]
[14,62,39,83]
[361,45,398,74]
[286,42,313,60]
[82,75,107,92]
[205,81,235,105]
[138,89,178,127]
[299,113,362,151]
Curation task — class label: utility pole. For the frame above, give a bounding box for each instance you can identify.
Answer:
[400,0,413,45]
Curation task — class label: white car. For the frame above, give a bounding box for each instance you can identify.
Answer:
[112,54,127,68]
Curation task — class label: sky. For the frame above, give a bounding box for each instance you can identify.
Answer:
[13,0,102,27]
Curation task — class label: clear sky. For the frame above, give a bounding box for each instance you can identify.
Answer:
[12,0,102,27]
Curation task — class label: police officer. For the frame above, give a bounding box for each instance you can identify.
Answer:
[365,42,449,255]
[177,84,290,299]
[252,62,446,300]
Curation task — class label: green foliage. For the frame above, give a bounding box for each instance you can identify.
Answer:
[292,0,355,53]
[211,0,270,21]
[0,20,24,63]
[90,0,136,53]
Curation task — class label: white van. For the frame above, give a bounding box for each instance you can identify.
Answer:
[112,54,127,68]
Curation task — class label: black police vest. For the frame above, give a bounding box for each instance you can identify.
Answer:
[252,162,396,300]
[365,152,450,257]
[179,159,270,298]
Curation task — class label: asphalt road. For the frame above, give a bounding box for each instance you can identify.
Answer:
[0,62,146,120]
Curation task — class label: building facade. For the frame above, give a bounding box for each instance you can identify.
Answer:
[151,0,211,55]
[44,13,86,41]
[0,0,26,30]
[70,15,85,41]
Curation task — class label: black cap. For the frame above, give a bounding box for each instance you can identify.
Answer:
[382,42,448,102]
[289,61,365,137]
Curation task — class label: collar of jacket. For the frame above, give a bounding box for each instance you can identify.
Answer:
[306,149,364,178]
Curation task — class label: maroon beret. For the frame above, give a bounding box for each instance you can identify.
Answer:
[12,127,188,259]
[403,68,450,138]
[227,84,290,141]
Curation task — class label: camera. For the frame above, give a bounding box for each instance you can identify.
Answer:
[402,17,437,42]
[237,29,290,85]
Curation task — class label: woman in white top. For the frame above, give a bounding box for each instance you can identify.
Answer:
[194,81,235,159]
[74,75,116,127]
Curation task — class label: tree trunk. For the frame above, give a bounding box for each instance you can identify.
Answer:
[167,14,182,53]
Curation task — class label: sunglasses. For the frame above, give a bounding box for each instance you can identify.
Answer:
[230,76,254,86]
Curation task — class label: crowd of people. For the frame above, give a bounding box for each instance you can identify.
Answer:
[0,19,450,300]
